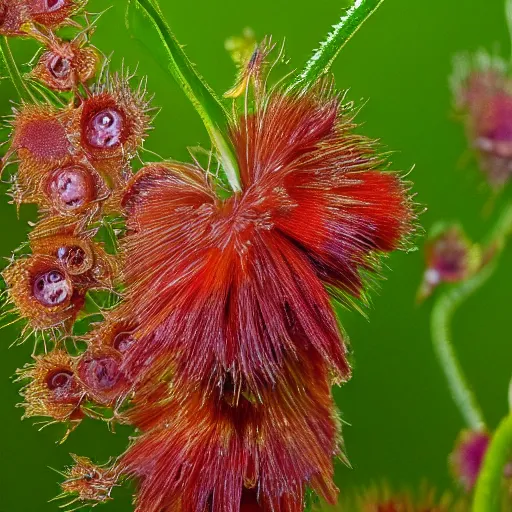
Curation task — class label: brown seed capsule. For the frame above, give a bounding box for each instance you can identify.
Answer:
[93,318,138,351]
[76,347,128,406]
[59,455,117,504]
[2,254,84,329]
[31,41,98,91]
[10,104,72,165]
[70,73,152,169]
[29,226,118,288]
[17,349,84,423]
[45,164,97,213]
[417,225,479,301]
[452,53,512,186]
[14,156,109,219]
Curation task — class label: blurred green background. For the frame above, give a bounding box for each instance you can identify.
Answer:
[1,0,512,510]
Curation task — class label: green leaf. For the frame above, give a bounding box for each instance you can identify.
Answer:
[292,0,385,88]
[0,37,36,103]
[125,0,242,192]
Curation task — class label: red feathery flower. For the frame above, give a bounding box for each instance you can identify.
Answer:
[113,72,414,509]
[120,84,412,392]
[120,348,339,512]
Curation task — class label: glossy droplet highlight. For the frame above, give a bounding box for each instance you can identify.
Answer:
[85,109,123,149]
[33,270,71,307]
[47,165,95,212]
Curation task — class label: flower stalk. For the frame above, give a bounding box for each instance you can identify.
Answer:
[126,0,242,192]
[430,202,512,431]
[472,413,512,512]
[0,36,35,102]
[292,0,385,88]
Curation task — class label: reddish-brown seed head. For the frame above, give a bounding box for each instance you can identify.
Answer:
[59,455,118,504]
[75,78,151,163]
[17,350,84,423]
[45,164,97,213]
[11,104,72,164]
[31,42,99,91]
[119,84,413,392]
[2,254,84,329]
[76,348,128,406]
[418,225,476,301]
[453,55,512,186]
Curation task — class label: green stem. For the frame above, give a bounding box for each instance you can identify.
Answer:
[292,0,385,88]
[472,414,512,512]
[126,0,241,192]
[0,37,35,103]
[430,203,512,431]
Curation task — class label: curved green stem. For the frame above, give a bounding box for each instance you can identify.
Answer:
[472,414,512,512]
[430,202,512,430]
[126,0,241,192]
[0,37,35,103]
[292,0,385,88]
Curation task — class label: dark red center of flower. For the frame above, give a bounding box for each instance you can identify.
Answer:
[57,245,87,273]
[47,165,94,211]
[83,356,121,390]
[113,332,136,353]
[49,55,71,79]
[86,109,124,149]
[33,270,71,307]
[46,369,74,390]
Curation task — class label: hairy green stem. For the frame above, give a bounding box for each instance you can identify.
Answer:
[293,0,385,88]
[430,203,512,431]
[0,37,35,103]
[472,414,512,511]
[126,0,241,192]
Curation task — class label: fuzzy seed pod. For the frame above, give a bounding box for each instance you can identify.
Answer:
[10,103,73,166]
[69,74,152,172]
[59,455,118,505]
[2,254,85,330]
[86,317,138,353]
[76,346,129,406]
[417,224,479,301]
[452,53,512,186]
[17,349,84,423]
[29,225,118,288]
[333,483,468,512]
[31,40,99,91]
[450,430,490,492]
[120,349,340,512]
[14,156,109,219]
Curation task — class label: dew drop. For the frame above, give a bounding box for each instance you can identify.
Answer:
[47,165,95,212]
[85,108,124,149]
[32,270,71,307]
